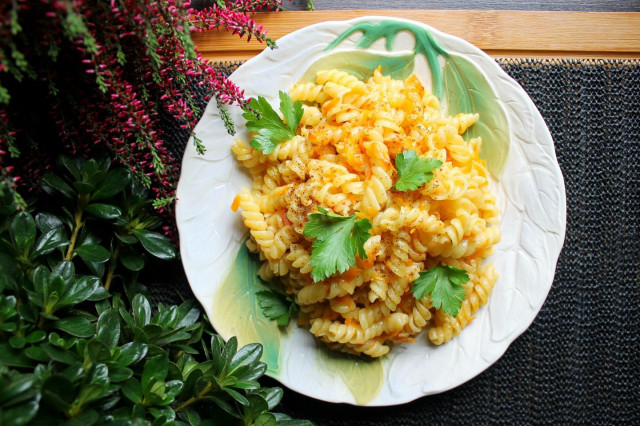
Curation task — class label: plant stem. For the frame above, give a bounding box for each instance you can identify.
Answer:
[65,202,85,260]
[174,382,212,413]
[104,240,121,291]
[37,314,46,329]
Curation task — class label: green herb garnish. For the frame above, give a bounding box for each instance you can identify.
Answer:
[394,149,442,191]
[412,265,470,317]
[256,289,299,327]
[242,91,303,154]
[303,206,372,282]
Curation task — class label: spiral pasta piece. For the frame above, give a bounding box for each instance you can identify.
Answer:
[290,82,328,104]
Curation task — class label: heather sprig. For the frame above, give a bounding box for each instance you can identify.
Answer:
[0,0,278,239]
[224,0,285,12]
[190,3,278,48]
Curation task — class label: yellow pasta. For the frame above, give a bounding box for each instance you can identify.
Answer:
[232,68,500,356]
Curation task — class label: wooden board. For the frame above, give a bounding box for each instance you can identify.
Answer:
[191,10,640,62]
[283,0,640,12]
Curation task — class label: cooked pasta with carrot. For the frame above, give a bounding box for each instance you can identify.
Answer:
[232,68,500,357]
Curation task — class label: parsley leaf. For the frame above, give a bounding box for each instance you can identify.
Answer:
[411,265,469,317]
[242,91,303,154]
[394,149,442,191]
[303,206,372,282]
[256,289,298,326]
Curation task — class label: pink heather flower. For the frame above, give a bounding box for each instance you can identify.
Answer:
[226,0,284,12]
[189,5,276,47]
[1,0,285,240]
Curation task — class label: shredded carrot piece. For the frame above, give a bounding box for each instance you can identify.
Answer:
[387,328,401,339]
[341,267,361,282]
[345,317,356,327]
[356,256,374,269]
[230,194,241,212]
[364,159,372,181]
[390,335,417,344]
[279,209,292,226]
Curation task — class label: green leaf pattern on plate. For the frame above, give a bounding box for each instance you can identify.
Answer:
[315,346,384,406]
[215,243,281,373]
[443,53,510,177]
[324,20,510,178]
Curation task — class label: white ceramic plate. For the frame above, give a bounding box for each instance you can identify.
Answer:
[176,17,566,406]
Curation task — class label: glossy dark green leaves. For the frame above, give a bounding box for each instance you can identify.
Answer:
[115,342,148,368]
[132,294,152,327]
[32,228,69,257]
[96,309,120,348]
[91,168,131,201]
[132,229,176,260]
[41,174,75,200]
[9,212,36,256]
[74,244,110,263]
[120,377,143,404]
[0,155,305,425]
[119,251,144,271]
[54,316,95,338]
[84,203,123,220]
[0,372,40,426]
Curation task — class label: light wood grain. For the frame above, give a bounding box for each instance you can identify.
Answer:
[191,10,640,61]
[193,0,640,12]
[287,0,640,12]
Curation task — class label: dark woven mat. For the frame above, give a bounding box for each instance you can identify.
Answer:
[145,58,640,424]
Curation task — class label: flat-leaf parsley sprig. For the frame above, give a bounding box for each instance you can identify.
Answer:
[303,206,372,282]
[242,91,304,154]
[256,289,299,327]
[412,264,470,317]
[394,149,443,191]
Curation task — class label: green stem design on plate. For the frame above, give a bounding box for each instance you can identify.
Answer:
[326,20,448,99]
[324,20,510,178]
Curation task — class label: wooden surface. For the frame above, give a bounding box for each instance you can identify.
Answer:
[192,10,640,62]
[284,0,640,12]
[192,0,640,12]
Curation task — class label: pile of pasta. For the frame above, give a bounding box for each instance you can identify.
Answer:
[232,68,500,357]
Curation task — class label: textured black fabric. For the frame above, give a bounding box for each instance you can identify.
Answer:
[148,58,640,424]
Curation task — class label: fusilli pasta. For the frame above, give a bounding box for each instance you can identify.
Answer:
[232,68,500,357]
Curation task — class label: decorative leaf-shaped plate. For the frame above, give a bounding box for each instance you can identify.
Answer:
[176,17,566,406]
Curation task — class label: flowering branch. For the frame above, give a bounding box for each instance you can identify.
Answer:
[190,3,278,48]
[0,0,281,240]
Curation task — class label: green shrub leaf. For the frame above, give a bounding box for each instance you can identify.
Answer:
[91,168,131,201]
[41,174,75,200]
[85,203,123,220]
[97,309,121,348]
[9,212,36,255]
[132,229,176,260]
[54,316,95,338]
[74,244,111,263]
